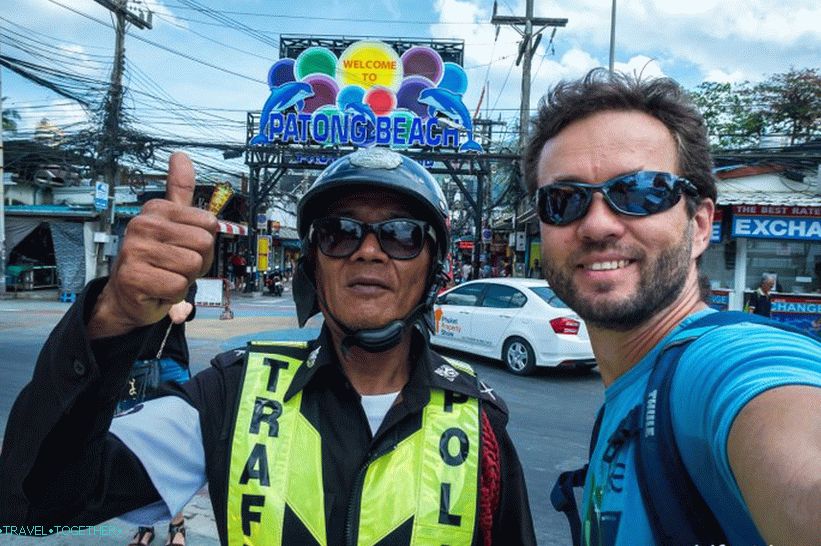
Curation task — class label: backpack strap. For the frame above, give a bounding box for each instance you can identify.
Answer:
[550,405,605,546]
[552,310,815,545]
[636,309,816,543]
[635,337,728,545]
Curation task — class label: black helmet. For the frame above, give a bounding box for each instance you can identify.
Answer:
[297,148,450,261]
[293,148,450,338]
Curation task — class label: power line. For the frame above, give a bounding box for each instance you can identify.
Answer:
[150,11,272,61]
[150,2,495,26]
[174,0,279,49]
[45,0,264,84]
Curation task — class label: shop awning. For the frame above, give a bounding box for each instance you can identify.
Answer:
[4,204,97,218]
[218,220,248,236]
[717,191,821,208]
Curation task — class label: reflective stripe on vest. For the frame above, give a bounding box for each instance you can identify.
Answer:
[227,342,480,546]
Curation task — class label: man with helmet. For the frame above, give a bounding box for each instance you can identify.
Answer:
[0,150,536,545]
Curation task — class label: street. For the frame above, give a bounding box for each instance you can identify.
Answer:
[0,292,604,545]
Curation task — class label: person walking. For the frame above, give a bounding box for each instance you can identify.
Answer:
[461,260,472,282]
[522,69,820,545]
[0,149,536,545]
[230,252,247,292]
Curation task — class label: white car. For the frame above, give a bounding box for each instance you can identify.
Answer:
[431,278,596,375]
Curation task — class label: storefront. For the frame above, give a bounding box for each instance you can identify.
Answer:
[213,219,249,279]
[4,205,100,295]
[701,196,821,335]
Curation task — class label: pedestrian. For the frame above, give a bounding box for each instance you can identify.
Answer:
[121,283,197,546]
[230,252,247,292]
[522,69,821,545]
[0,149,536,545]
[747,274,775,317]
[461,260,472,282]
[529,259,541,279]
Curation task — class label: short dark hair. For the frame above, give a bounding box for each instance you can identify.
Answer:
[522,68,716,216]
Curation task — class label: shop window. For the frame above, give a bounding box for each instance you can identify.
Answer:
[745,239,821,293]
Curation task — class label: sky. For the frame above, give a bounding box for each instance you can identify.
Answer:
[2,0,820,180]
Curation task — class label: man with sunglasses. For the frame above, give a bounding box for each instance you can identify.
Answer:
[1,149,535,546]
[522,69,820,545]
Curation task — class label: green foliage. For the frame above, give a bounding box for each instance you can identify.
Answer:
[2,96,22,133]
[690,81,756,148]
[690,67,820,149]
[753,67,821,145]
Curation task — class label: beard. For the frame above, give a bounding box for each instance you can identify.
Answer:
[542,224,693,331]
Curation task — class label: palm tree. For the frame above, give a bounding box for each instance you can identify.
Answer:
[2,96,22,133]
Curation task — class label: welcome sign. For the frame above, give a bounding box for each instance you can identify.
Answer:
[249,41,483,152]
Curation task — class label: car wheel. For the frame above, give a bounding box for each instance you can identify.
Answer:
[502,337,536,376]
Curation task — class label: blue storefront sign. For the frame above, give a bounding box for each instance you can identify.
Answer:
[769,295,821,337]
[731,205,821,241]
[708,289,731,311]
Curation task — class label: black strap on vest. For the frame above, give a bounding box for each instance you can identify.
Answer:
[551,311,815,545]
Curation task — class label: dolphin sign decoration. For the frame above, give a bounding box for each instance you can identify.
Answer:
[249,40,484,153]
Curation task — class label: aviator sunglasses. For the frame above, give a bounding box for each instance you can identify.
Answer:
[310,217,436,260]
[535,170,699,226]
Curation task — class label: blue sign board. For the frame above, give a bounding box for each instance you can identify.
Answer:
[710,221,722,243]
[732,215,821,241]
[94,182,109,211]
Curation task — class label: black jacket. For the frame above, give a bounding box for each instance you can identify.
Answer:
[0,278,536,545]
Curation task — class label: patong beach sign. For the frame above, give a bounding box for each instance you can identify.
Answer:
[250,41,483,153]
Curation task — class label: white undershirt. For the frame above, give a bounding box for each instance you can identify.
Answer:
[359,391,400,435]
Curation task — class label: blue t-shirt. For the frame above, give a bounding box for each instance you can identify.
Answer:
[580,309,821,545]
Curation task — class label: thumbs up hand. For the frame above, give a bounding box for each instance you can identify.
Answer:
[88,153,218,339]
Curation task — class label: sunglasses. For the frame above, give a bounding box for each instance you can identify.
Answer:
[310,217,436,260]
[535,171,699,226]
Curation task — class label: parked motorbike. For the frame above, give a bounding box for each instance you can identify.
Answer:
[265,269,284,297]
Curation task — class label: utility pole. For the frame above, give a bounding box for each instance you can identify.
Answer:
[491,0,567,151]
[609,0,617,73]
[1,60,6,295]
[93,0,151,277]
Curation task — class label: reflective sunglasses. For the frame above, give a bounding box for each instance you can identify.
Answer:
[535,170,699,226]
[310,217,436,260]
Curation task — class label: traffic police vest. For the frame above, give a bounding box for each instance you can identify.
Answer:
[226,342,480,546]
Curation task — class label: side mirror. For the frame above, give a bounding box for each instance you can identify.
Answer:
[435,295,446,305]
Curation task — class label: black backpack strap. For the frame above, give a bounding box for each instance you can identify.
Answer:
[554,310,814,545]
[636,339,728,544]
[550,405,605,546]
[634,310,816,544]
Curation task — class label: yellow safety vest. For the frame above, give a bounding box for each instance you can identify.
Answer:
[226,342,480,546]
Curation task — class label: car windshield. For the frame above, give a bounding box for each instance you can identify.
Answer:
[529,286,570,308]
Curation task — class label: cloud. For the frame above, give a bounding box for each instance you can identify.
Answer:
[442,0,820,93]
[380,0,402,19]
[704,68,747,84]
[614,56,666,80]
